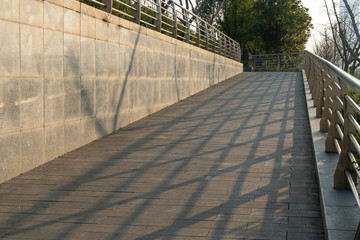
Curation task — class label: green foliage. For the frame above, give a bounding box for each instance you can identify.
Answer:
[218,0,312,60]
[355,70,360,80]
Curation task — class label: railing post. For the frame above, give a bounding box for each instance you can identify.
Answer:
[218,32,222,55]
[196,18,200,47]
[171,2,177,38]
[312,67,324,117]
[212,31,216,53]
[253,56,256,72]
[239,44,242,61]
[155,0,162,32]
[232,42,235,60]
[205,24,208,50]
[225,38,228,57]
[185,12,190,43]
[334,95,357,189]
[319,68,331,132]
[324,81,342,152]
[305,55,315,93]
[102,0,113,13]
[233,42,236,60]
[133,0,141,24]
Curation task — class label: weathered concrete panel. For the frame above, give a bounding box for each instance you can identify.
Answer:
[64,34,80,77]
[64,8,80,35]
[81,14,96,38]
[95,79,109,116]
[95,116,111,138]
[20,0,43,27]
[64,121,81,152]
[45,125,64,162]
[44,1,63,31]
[108,80,120,115]
[120,45,130,77]
[0,0,19,22]
[0,20,20,76]
[20,78,43,129]
[119,28,129,45]
[0,78,20,134]
[81,118,96,145]
[81,37,95,77]
[81,78,95,118]
[21,25,44,77]
[108,43,120,78]
[108,23,119,44]
[117,80,130,113]
[0,133,20,183]
[95,40,108,77]
[115,111,129,129]
[44,78,64,125]
[64,78,81,121]
[44,29,63,77]
[21,128,44,173]
[95,18,108,41]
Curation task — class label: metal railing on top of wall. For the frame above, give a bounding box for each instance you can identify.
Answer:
[79,0,241,62]
[305,50,360,238]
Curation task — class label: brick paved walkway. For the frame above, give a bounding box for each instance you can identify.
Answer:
[0,72,324,239]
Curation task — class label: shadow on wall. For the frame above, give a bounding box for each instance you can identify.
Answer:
[0,72,322,239]
[111,27,140,133]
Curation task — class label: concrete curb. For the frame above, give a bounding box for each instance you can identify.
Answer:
[302,70,360,240]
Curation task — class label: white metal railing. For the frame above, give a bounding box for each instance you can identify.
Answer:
[78,0,241,62]
[305,50,360,239]
[253,53,304,71]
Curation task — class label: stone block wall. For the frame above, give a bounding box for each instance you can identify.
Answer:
[0,0,243,183]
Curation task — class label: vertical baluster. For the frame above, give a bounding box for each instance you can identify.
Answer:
[320,69,331,132]
[133,0,141,24]
[185,12,190,43]
[313,66,324,117]
[334,91,356,190]
[218,33,221,55]
[205,23,208,50]
[155,0,162,32]
[196,18,200,47]
[212,31,216,53]
[171,2,177,38]
[324,79,342,152]
[102,0,113,13]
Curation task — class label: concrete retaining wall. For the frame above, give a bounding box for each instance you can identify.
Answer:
[0,0,243,183]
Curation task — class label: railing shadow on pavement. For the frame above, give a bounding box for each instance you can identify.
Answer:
[0,72,322,239]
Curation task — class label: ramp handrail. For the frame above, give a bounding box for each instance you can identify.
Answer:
[78,0,241,62]
[253,52,304,71]
[305,50,360,239]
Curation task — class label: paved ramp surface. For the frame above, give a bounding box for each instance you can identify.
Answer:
[0,72,324,239]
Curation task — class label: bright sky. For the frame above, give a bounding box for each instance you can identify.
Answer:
[301,0,333,50]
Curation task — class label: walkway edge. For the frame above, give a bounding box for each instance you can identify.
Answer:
[302,70,360,240]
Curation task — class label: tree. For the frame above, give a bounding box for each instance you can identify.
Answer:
[253,0,312,53]
[324,0,360,75]
[313,27,338,63]
[218,0,312,61]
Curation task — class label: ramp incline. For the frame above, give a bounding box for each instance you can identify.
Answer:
[0,72,323,239]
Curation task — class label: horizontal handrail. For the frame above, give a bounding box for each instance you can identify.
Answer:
[253,52,304,57]
[306,51,360,94]
[78,0,241,62]
[253,52,304,71]
[304,50,360,238]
